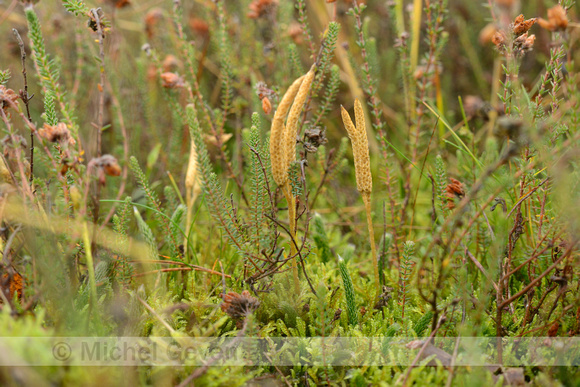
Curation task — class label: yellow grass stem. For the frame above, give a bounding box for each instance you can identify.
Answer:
[395,0,406,36]
[409,0,423,119]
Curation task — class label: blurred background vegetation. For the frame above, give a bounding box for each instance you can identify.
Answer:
[1,0,580,385]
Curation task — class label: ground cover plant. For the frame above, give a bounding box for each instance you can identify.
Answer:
[1,0,580,385]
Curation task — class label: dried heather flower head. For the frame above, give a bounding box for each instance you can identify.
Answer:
[189,17,209,37]
[255,81,275,100]
[38,123,76,146]
[247,0,278,19]
[303,127,327,153]
[220,290,260,320]
[513,32,536,55]
[90,154,121,184]
[100,155,122,177]
[492,30,506,50]
[160,72,184,88]
[538,5,568,31]
[445,178,465,209]
[288,22,303,45]
[479,23,498,45]
[512,14,536,36]
[493,14,536,55]
[144,8,163,39]
[0,85,18,113]
[262,97,272,114]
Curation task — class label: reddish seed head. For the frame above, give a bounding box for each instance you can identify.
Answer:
[189,17,209,37]
[0,85,19,113]
[262,97,272,114]
[38,123,76,146]
[160,72,184,89]
[247,0,278,19]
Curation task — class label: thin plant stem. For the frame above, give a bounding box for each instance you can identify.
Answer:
[362,191,379,297]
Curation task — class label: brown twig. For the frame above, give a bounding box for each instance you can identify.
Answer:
[12,28,34,186]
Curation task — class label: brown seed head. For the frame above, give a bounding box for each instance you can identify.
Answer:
[0,85,19,113]
[160,72,184,88]
[220,290,260,319]
[512,14,536,36]
[247,0,278,19]
[90,154,121,184]
[492,30,506,50]
[144,8,163,38]
[189,17,210,37]
[479,23,498,45]
[538,5,568,31]
[445,178,465,209]
[513,32,536,54]
[94,154,121,176]
[38,123,76,146]
[262,97,272,115]
[288,22,303,45]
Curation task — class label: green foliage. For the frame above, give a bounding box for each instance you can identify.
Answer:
[339,256,358,326]
[310,282,334,336]
[129,156,180,257]
[399,241,415,317]
[312,21,340,97]
[186,105,252,261]
[413,311,433,337]
[25,6,61,127]
[61,0,89,16]
[0,69,9,85]
[133,206,158,261]
[434,155,448,216]
[312,213,331,263]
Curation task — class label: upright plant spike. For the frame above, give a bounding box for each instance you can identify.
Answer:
[341,99,379,297]
[284,65,316,176]
[434,155,448,217]
[270,75,305,187]
[399,240,416,319]
[339,255,358,326]
[284,65,315,294]
[268,67,315,295]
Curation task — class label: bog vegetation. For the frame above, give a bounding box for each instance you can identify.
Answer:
[1,0,580,385]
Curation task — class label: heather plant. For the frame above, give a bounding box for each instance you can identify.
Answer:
[1,0,580,385]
